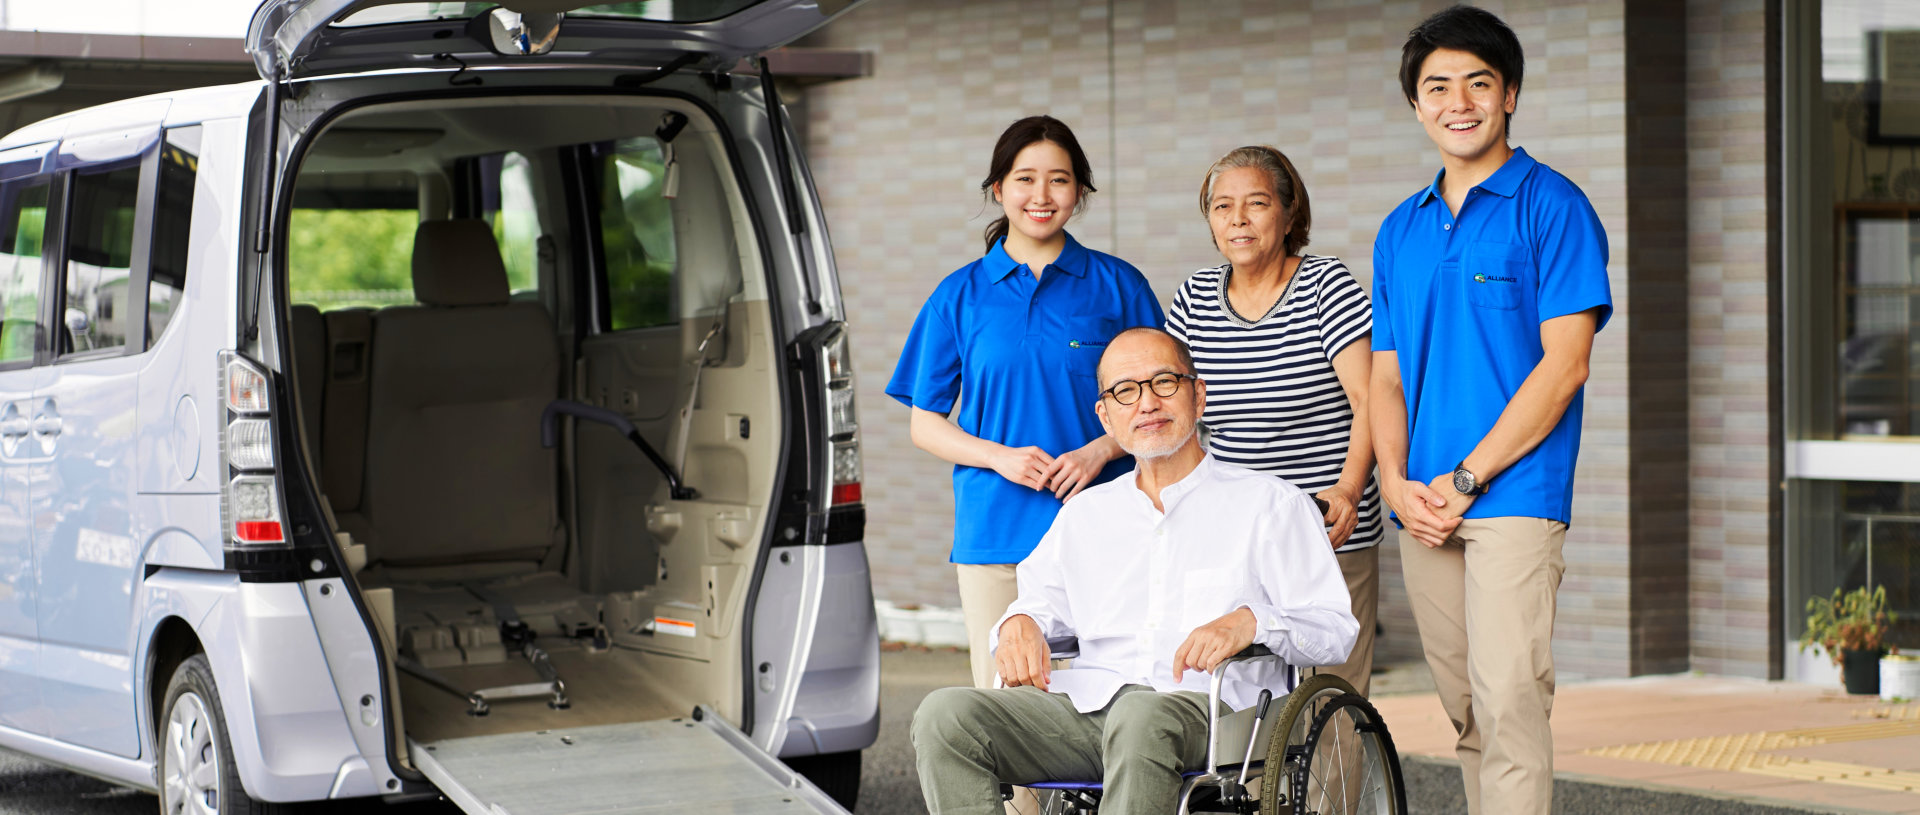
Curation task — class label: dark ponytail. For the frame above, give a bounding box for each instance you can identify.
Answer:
[980,115,1097,252]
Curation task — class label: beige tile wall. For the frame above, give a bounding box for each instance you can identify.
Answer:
[1685,0,1774,678]
[801,0,1659,678]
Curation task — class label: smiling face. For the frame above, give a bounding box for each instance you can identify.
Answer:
[1414,47,1518,172]
[992,140,1080,248]
[1095,331,1205,461]
[1206,166,1292,270]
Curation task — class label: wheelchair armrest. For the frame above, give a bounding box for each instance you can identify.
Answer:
[1046,636,1080,660]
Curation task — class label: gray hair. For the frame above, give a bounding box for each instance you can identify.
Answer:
[1198,146,1312,255]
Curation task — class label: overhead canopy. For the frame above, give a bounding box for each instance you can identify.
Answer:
[0,31,256,136]
[0,26,867,140]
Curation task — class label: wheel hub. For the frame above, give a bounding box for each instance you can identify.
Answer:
[162,691,220,815]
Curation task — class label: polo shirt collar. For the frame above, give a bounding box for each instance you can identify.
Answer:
[982,232,1090,282]
[1415,146,1537,207]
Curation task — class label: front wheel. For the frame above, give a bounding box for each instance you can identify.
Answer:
[158,654,283,815]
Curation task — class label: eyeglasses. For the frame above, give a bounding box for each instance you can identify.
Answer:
[1102,373,1197,405]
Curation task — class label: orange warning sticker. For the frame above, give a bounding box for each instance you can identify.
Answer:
[654,616,697,638]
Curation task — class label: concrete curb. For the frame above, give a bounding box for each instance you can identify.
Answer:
[1401,754,1883,815]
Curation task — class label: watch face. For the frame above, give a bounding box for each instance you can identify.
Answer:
[1453,469,1475,494]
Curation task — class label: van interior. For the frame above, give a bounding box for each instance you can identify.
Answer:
[281,96,781,749]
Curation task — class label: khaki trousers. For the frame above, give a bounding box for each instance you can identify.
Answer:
[1399,517,1566,815]
[913,685,1219,815]
[1307,545,1378,696]
[955,563,1041,814]
[956,563,1021,691]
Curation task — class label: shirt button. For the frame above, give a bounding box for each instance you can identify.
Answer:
[1443,224,1451,231]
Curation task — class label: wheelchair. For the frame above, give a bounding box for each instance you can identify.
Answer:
[1011,638,1407,815]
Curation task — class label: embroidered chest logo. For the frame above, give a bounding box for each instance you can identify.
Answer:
[1473,273,1518,283]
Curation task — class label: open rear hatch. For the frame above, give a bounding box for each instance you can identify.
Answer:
[246,0,862,80]
[254,3,868,814]
[413,712,845,815]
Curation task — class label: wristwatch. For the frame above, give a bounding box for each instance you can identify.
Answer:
[1451,462,1488,496]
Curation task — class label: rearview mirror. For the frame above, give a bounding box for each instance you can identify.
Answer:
[487,8,563,56]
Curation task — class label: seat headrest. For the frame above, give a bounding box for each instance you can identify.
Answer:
[412,219,511,307]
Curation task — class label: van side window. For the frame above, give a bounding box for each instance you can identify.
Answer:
[147,125,201,346]
[288,171,420,310]
[0,179,48,364]
[60,162,141,354]
[474,150,540,298]
[595,138,677,331]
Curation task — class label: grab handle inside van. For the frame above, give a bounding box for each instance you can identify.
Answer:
[542,399,697,501]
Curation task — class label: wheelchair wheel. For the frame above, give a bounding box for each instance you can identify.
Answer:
[1289,693,1407,814]
[1257,675,1405,815]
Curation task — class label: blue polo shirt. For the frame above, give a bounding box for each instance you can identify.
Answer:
[888,233,1163,564]
[1371,147,1612,524]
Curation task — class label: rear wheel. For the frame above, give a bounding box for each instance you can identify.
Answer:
[784,749,860,810]
[1288,694,1406,814]
[158,654,284,815]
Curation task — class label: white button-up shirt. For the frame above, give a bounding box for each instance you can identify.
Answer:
[991,453,1358,712]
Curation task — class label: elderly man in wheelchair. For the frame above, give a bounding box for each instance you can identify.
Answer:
[913,327,1406,815]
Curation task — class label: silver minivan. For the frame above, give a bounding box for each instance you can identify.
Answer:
[0,2,878,813]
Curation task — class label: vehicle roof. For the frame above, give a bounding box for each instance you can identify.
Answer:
[0,79,266,151]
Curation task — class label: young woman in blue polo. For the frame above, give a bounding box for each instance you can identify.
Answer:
[887,115,1162,690]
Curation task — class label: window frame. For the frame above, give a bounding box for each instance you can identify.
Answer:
[48,140,160,365]
[0,172,61,374]
[145,125,203,350]
[583,137,681,335]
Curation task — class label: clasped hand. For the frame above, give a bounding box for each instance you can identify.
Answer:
[1383,474,1474,548]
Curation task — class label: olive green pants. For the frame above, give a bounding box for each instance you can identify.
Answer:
[913,684,1221,815]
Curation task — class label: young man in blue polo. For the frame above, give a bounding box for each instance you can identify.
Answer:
[1368,6,1611,813]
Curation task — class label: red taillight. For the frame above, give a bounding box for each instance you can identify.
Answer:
[234,520,283,543]
[831,482,862,506]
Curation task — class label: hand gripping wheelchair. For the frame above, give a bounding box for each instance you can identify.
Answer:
[1014,638,1407,815]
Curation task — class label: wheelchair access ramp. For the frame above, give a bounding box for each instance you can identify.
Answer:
[409,709,848,815]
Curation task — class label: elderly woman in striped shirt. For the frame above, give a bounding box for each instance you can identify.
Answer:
[1165,145,1381,695]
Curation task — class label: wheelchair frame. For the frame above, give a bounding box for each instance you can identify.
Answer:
[1010,639,1406,815]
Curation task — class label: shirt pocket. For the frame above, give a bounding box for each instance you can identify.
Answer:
[1063,316,1119,377]
[1181,567,1239,628]
[1466,241,1531,311]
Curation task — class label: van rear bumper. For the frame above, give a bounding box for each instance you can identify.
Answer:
[149,571,368,803]
[776,541,880,758]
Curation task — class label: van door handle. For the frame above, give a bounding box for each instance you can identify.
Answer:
[31,401,59,438]
[0,417,26,439]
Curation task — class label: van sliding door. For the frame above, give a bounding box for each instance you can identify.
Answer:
[0,163,54,738]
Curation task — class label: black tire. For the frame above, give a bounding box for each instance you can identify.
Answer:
[1259,674,1354,815]
[157,654,285,815]
[1289,694,1407,815]
[784,749,861,810]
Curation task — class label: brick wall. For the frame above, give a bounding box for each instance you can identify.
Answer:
[801,0,1644,678]
[1684,0,1775,679]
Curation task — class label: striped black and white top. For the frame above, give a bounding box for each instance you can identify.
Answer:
[1166,255,1382,552]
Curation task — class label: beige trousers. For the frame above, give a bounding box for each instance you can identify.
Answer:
[956,563,1021,690]
[1399,517,1567,815]
[1307,545,1378,696]
[955,563,1040,815]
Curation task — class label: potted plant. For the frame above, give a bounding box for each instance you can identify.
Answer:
[1800,585,1896,695]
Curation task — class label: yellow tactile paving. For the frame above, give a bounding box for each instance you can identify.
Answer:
[1584,705,1920,796]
